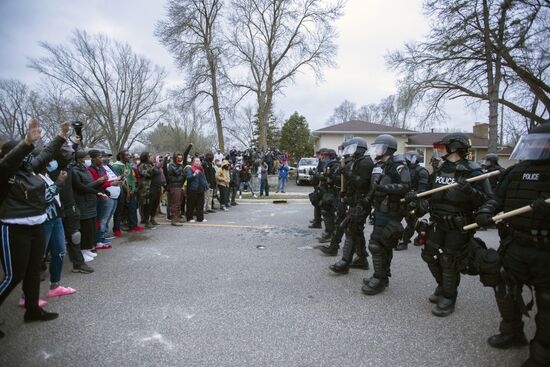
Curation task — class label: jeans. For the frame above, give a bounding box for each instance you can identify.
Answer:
[277,177,287,192]
[97,198,117,242]
[219,186,230,207]
[239,181,255,195]
[187,190,205,221]
[260,179,269,196]
[43,218,66,284]
[127,193,138,227]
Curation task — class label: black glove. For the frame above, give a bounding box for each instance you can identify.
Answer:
[531,195,550,214]
[456,174,473,194]
[404,191,417,203]
[475,211,494,227]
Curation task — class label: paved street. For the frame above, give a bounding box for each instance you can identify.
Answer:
[0,195,532,367]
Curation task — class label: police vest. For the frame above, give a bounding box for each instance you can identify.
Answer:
[502,160,550,231]
[430,160,483,216]
[371,157,406,212]
[410,163,428,192]
[349,156,373,196]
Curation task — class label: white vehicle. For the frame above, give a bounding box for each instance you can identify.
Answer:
[296,157,319,185]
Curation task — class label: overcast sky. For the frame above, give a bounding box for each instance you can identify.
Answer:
[0,0,483,132]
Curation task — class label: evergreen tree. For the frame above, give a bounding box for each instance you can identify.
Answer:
[279,112,314,164]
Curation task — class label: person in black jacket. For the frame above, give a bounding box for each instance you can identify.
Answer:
[0,119,67,339]
[166,144,193,226]
[50,141,94,274]
[202,153,217,213]
[71,150,108,261]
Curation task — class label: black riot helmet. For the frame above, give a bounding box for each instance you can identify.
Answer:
[370,134,398,161]
[481,153,499,167]
[341,137,369,158]
[404,150,421,165]
[433,132,471,159]
[510,123,550,161]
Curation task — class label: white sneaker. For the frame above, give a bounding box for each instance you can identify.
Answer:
[189,219,196,223]
[223,207,229,211]
[82,253,94,262]
[253,194,258,198]
[201,219,207,223]
[84,250,97,258]
[239,195,242,199]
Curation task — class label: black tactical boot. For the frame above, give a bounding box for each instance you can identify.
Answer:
[429,286,443,304]
[319,244,339,256]
[395,241,408,251]
[318,232,332,243]
[431,297,455,317]
[487,333,528,349]
[361,276,388,295]
[349,257,369,270]
[24,308,59,322]
[330,236,353,274]
[308,222,322,229]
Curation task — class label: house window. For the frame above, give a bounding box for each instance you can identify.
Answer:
[344,134,354,141]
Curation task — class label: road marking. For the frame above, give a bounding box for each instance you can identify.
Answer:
[186,222,272,229]
[154,221,272,229]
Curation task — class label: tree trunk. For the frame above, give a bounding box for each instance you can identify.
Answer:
[211,72,225,152]
[482,0,499,153]
[257,90,267,150]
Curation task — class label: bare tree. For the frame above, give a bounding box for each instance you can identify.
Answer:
[224,104,257,148]
[34,80,105,147]
[0,79,40,140]
[29,29,167,154]
[146,103,216,153]
[229,0,344,149]
[156,0,229,151]
[388,0,549,152]
[326,99,357,125]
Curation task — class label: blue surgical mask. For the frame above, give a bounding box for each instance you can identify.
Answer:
[47,160,58,172]
[84,159,92,167]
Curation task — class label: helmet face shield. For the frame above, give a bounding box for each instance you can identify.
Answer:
[433,143,448,157]
[405,152,418,164]
[342,143,357,157]
[369,143,388,160]
[510,133,550,161]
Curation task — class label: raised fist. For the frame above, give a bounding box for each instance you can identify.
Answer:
[25,118,42,145]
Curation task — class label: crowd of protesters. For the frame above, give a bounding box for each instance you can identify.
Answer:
[0,119,294,339]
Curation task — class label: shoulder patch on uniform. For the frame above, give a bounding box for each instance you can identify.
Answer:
[372,167,384,174]
[396,164,405,173]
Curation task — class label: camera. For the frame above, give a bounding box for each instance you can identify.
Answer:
[71,121,84,139]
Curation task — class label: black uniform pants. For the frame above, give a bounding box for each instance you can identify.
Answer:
[368,212,403,280]
[495,239,550,364]
[0,223,43,311]
[422,223,471,300]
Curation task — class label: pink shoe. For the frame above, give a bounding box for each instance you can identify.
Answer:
[18,298,48,308]
[46,286,76,298]
[95,243,112,250]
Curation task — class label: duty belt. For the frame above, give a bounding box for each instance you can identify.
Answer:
[511,228,550,250]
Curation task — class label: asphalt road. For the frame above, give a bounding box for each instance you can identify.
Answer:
[0,198,532,367]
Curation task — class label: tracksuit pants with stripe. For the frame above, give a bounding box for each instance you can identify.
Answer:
[0,223,43,311]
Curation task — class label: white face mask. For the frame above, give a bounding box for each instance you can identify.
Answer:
[84,159,92,167]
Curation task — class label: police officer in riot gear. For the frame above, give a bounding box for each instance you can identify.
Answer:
[362,134,410,295]
[396,150,429,251]
[319,141,354,256]
[413,132,493,316]
[329,137,373,273]
[481,153,505,193]
[475,123,550,367]
[318,149,340,243]
[309,149,329,229]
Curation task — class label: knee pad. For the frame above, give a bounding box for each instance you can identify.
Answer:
[440,252,456,270]
[71,231,81,245]
[368,241,383,256]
